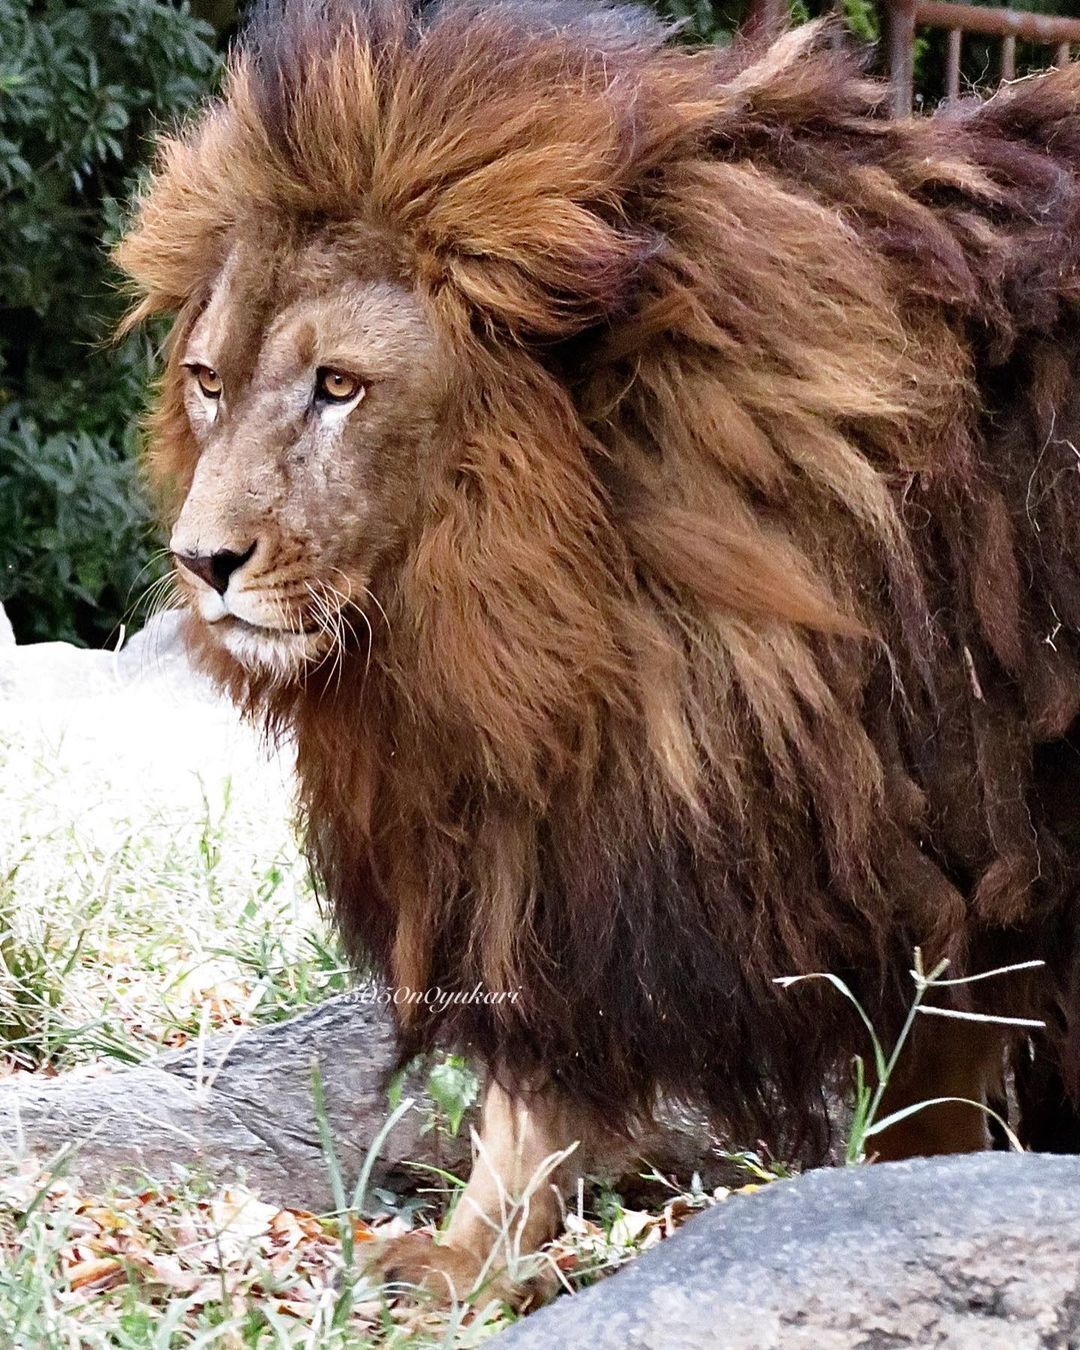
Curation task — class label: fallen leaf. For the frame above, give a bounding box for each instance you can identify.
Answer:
[211,1187,278,1240]
[131,1252,196,1292]
[67,1256,124,1292]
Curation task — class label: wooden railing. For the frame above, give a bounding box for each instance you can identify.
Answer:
[885,0,1080,114]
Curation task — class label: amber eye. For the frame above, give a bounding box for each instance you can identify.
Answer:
[315,367,364,404]
[187,364,223,399]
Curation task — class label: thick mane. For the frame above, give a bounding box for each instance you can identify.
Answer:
[119,1,1080,1152]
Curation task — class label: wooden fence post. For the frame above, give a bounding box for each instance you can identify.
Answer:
[886,0,918,116]
[945,28,962,99]
[1001,33,1017,81]
[885,2,1080,111]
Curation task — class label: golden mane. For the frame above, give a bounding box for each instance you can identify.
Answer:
[119,1,1080,1152]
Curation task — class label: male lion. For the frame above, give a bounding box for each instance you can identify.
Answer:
[119,0,1080,1302]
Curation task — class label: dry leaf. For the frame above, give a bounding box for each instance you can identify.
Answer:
[67,1256,124,1292]
[211,1188,278,1240]
[133,1252,197,1292]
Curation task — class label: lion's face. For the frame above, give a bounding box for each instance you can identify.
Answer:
[166,235,451,680]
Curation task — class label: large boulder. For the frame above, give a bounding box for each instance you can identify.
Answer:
[499,1152,1080,1349]
[0,609,211,703]
[0,995,446,1209]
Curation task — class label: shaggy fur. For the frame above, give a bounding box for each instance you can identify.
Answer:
[119,0,1080,1157]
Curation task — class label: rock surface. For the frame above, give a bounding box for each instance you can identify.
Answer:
[1,609,296,910]
[0,994,458,1209]
[499,1152,1080,1349]
[0,608,213,702]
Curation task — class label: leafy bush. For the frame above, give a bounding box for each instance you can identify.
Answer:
[0,0,218,645]
[652,0,740,42]
[651,0,827,43]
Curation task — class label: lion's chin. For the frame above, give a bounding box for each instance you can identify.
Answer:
[211,616,325,682]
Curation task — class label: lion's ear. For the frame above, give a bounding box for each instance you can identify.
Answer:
[373,22,667,341]
[629,505,865,637]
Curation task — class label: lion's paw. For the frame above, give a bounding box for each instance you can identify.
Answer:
[365,1230,510,1306]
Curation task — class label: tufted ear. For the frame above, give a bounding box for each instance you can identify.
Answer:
[434,209,661,341]
[363,5,678,339]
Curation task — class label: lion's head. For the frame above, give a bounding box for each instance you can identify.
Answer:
[118,1,894,706]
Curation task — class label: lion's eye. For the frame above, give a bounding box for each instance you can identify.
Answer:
[187,364,223,399]
[315,368,364,405]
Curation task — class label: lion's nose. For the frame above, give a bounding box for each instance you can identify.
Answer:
[173,543,257,595]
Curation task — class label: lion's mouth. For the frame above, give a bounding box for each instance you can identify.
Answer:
[207,610,329,678]
[212,613,323,641]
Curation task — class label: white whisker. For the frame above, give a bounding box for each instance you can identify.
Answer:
[361,584,391,636]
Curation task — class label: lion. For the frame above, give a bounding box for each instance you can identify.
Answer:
[117,0,1080,1303]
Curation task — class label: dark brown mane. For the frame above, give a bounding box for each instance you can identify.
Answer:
[118,0,1080,1156]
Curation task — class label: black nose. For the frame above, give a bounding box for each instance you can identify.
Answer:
[174,543,256,595]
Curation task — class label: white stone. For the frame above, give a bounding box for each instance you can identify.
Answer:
[0,611,293,836]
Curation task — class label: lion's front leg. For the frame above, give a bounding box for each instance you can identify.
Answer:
[368,1079,585,1307]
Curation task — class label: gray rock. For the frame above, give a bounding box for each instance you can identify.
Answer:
[0,602,13,646]
[0,993,731,1210]
[0,995,441,1206]
[0,638,120,701]
[499,1152,1080,1349]
[0,995,456,1209]
[0,611,217,704]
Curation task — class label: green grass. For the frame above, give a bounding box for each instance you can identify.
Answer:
[0,730,347,1074]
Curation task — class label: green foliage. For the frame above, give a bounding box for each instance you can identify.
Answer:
[0,0,218,645]
[652,0,741,43]
[651,0,862,44]
[425,1054,481,1137]
[839,0,879,45]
